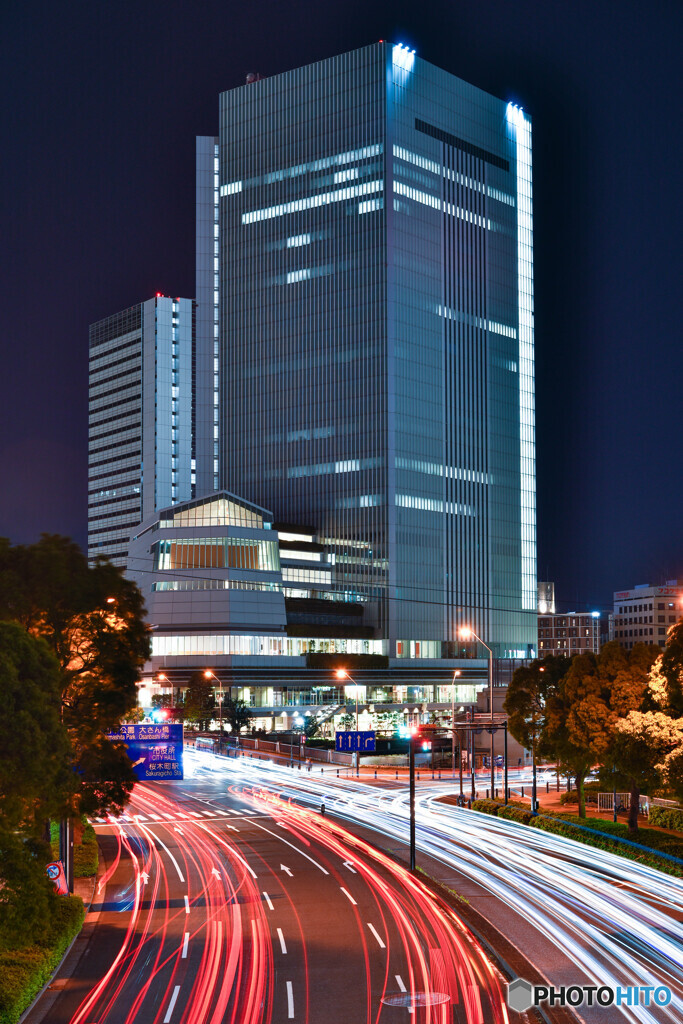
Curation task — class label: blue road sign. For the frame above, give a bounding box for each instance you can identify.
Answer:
[107,723,184,780]
[335,730,376,753]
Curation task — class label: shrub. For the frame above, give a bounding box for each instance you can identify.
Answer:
[498,805,533,825]
[0,895,83,1024]
[529,815,683,876]
[648,806,683,832]
[471,799,499,816]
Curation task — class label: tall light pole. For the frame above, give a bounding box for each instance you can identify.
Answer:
[451,669,461,779]
[204,670,224,752]
[460,627,495,799]
[336,668,360,776]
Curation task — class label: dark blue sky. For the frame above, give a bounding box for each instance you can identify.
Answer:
[1,0,681,610]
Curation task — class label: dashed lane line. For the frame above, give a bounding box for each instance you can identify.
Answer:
[163,985,181,1023]
[367,923,386,949]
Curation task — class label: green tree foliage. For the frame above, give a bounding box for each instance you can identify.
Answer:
[0,623,73,833]
[504,656,566,749]
[0,831,58,950]
[182,672,216,731]
[0,535,150,818]
[222,696,250,735]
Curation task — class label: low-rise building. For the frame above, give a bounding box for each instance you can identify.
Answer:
[613,581,683,650]
[537,611,602,657]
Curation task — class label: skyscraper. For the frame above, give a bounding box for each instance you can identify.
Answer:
[88,295,196,565]
[215,43,536,659]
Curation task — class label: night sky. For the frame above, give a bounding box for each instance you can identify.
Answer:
[1,0,681,611]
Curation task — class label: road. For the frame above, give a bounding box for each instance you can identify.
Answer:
[30,765,508,1024]
[195,750,683,1024]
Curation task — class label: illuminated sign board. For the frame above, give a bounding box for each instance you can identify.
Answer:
[108,723,184,780]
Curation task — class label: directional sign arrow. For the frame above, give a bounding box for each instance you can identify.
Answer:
[343,861,357,873]
[281,864,293,877]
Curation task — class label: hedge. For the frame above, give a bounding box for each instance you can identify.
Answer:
[529,815,683,876]
[467,801,683,875]
[50,819,99,878]
[0,896,84,1024]
[648,806,683,832]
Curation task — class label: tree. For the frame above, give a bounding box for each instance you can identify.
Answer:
[551,643,656,822]
[0,535,150,818]
[0,623,74,944]
[0,622,73,833]
[182,672,215,731]
[223,696,251,735]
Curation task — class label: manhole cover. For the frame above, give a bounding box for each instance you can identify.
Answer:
[381,992,450,1008]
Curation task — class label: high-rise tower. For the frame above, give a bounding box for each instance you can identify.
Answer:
[88,295,195,566]
[215,43,536,659]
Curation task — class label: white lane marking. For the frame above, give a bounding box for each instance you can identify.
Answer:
[148,813,161,820]
[277,927,287,954]
[340,887,357,905]
[181,932,189,958]
[286,980,294,1019]
[184,895,190,914]
[396,975,406,991]
[367,923,386,949]
[146,828,185,882]
[193,821,257,879]
[163,985,181,1023]
[250,819,329,874]
[187,811,202,817]
[263,892,274,910]
[228,809,241,815]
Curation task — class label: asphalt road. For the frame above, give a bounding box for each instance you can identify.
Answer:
[28,770,509,1024]
[196,751,683,1024]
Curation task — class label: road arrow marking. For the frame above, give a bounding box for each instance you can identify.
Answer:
[281,864,293,876]
[174,827,184,835]
[212,868,221,879]
[140,872,149,884]
[343,861,357,873]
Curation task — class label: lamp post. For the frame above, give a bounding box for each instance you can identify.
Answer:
[451,669,461,779]
[204,670,224,753]
[460,627,495,799]
[336,668,360,776]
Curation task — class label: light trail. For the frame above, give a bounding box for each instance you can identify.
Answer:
[192,749,683,1024]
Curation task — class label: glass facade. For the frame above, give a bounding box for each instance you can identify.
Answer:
[88,296,195,566]
[217,44,536,658]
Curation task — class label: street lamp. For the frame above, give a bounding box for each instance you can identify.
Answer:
[336,668,360,776]
[451,669,461,780]
[204,670,224,752]
[460,626,495,800]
